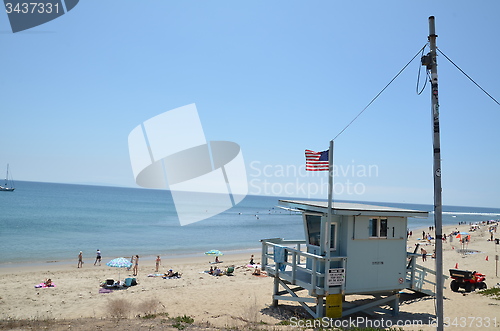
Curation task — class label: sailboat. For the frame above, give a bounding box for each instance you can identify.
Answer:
[0,164,15,192]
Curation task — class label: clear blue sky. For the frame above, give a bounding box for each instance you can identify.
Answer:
[1,1,499,208]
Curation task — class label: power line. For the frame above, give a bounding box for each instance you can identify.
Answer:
[437,48,500,107]
[416,45,429,95]
[333,44,428,141]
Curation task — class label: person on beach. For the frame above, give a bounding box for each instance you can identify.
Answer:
[78,251,83,268]
[249,255,255,265]
[128,256,134,271]
[44,279,53,287]
[208,266,214,275]
[252,266,261,276]
[94,249,101,266]
[421,248,427,262]
[133,255,139,276]
[165,269,181,278]
[215,256,220,263]
[155,256,161,272]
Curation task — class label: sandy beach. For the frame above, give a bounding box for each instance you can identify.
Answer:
[1,223,499,330]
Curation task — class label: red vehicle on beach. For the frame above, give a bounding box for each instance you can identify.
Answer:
[449,269,487,292]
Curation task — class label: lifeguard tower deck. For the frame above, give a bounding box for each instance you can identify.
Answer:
[261,200,438,318]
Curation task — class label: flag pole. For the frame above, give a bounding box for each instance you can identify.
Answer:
[326,139,334,289]
[327,140,334,228]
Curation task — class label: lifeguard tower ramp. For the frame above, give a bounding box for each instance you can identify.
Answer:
[260,200,435,318]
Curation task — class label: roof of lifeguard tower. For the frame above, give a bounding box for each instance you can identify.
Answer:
[279,200,429,217]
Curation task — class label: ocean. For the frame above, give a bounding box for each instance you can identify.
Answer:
[1,181,499,266]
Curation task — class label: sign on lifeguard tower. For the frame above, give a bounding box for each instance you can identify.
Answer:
[328,268,345,286]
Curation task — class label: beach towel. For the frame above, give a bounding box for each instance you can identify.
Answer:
[34,283,56,288]
[274,245,287,272]
[99,288,113,293]
[247,264,261,268]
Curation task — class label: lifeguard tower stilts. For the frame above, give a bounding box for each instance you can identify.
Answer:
[261,199,432,318]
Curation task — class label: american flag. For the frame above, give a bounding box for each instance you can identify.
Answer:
[305,149,329,171]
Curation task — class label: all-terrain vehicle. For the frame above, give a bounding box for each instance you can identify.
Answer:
[449,269,487,292]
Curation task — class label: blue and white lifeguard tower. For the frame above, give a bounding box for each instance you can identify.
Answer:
[261,199,435,318]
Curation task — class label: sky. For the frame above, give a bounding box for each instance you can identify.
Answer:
[1,0,499,208]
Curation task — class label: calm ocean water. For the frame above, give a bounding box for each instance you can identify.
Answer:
[1,181,499,266]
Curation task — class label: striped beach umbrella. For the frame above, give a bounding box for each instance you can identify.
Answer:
[106,257,132,280]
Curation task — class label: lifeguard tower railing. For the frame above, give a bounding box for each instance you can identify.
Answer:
[261,238,347,318]
[406,252,448,296]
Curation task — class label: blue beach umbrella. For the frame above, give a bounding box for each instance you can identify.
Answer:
[106,257,133,280]
[204,250,224,256]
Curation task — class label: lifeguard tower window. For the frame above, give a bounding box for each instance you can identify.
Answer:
[305,214,337,250]
[306,215,321,246]
[369,218,388,238]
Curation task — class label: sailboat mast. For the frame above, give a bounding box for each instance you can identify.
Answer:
[426,16,444,331]
[4,164,8,186]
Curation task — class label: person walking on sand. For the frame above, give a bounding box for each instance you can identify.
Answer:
[94,249,101,266]
[421,248,427,262]
[155,255,161,272]
[133,255,139,276]
[77,251,83,268]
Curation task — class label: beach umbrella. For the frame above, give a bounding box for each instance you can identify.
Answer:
[204,250,224,256]
[106,257,132,280]
[455,232,470,239]
[455,232,471,255]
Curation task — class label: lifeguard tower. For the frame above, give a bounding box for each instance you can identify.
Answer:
[260,199,434,318]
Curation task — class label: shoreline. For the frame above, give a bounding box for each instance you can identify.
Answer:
[0,246,262,274]
[1,222,496,271]
[1,216,495,268]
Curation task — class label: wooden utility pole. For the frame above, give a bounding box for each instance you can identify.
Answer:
[422,16,444,331]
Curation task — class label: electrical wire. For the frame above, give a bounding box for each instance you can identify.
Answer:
[416,45,429,95]
[333,44,428,141]
[437,47,500,107]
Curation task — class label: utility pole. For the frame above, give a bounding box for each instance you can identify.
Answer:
[422,16,444,331]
